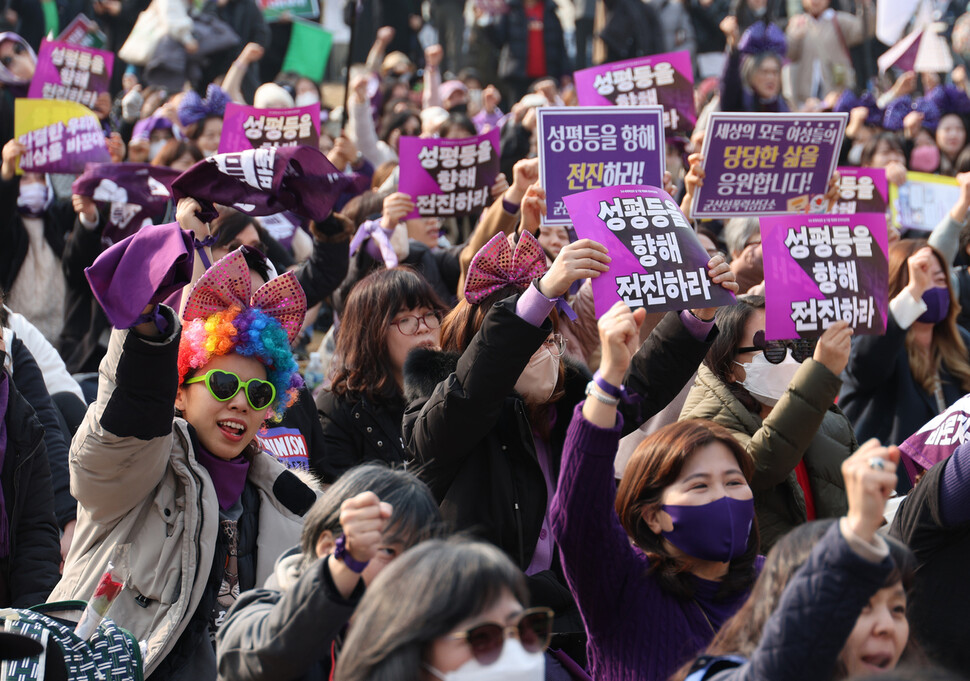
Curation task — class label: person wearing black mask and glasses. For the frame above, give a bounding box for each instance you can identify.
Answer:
[680,294,856,552]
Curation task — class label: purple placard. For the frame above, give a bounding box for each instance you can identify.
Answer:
[537,106,665,226]
[27,39,113,109]
[574,51,696,133]
[564,185,735,317]
[218,102,321,154]
[691,112,847,219]
[809,167,889,215]
[899,394,970,481]
[16,103,110,174]
[760,212,889,341]
[397,128,500,218]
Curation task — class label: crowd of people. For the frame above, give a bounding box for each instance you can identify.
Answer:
[3,0,970,679]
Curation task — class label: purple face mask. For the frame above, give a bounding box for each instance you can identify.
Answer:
[918,286,950,324]
[661,496,755,563]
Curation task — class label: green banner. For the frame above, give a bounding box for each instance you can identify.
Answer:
[281,20,332,82]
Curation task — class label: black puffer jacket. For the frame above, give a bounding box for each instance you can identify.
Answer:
[315,391,407,485]
[0,372,61,607]
[485,0,568,82]
[402,295,713,626]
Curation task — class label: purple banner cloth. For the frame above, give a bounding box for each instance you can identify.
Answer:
[537,107,666,226]
[564,185,735,317]
[691,113,847,219]
[759,212,889,340]
[85,221,195,330]
[397,128,500,219]
[72,163,182,245]
[899,394,970,482]
[218,102,321,154]
[27,39,113,108]
[16,100,110,174]
[171,146,349,222]
[574,51,696,133]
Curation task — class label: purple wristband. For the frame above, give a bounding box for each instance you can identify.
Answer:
[502,197,519,214]
[592,370,641,404]
[334,534,370,573]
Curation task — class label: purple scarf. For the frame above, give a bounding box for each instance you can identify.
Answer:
[0,374,10,557]
[195,444,251,510]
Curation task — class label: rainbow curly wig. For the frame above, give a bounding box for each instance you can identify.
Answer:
[177,305,302,420]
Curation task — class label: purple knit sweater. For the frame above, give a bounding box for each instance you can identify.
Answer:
[551,404,757,681]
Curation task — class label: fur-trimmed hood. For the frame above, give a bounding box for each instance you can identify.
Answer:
[403,347,462,404]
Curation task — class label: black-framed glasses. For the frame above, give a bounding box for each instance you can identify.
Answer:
[1,43,26,68]
[542,333,567,358]
[449,607,554,665]
[184,369,276,410]
[390,311,441,336]
[736,330,816,364]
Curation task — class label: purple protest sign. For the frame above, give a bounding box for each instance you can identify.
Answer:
[397,128,500,218]
[760,212,889,341]
[564,185,735,317]
[15,99,110,174]
[538,106,665,226]
[899,394,970,482]
[691,113,847,219]
[218,102,321,154]
[72,163,182,245]
[809,167,889,215]
[574,51,696,133]
[28,39,113,109]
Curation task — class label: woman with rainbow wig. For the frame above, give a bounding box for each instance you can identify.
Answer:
[50,236,317,679]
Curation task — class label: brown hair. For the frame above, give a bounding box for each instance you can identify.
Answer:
[331,267,447,404]
[615,419,760,600]
[888,240,970,395]
[151,139,203,168]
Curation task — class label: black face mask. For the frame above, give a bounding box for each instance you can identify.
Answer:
[448,102,468,115]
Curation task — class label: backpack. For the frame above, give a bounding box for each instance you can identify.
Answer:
[0,601,143,681]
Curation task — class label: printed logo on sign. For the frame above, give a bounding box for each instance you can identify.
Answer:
[257,426,310,471]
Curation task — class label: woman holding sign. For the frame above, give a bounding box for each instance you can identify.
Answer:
[403,227,737,663]
[680,295,855,551]
[840,242,970,492]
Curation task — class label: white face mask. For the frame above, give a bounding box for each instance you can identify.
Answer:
[847,141,864,166]
[149,140,166,160]
[734,351,800,407]
[295,91,320,108]
[514,346,559,405]
[17,182,48,215]
[202,148,217,158]
[425,639,544,681]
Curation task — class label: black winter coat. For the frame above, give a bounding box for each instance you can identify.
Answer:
[0,178,73,294]
[402,296,713,625]
[485,0,568,82]
[59,212,110,374]
[315,391,407,485]
[0,373,61,607]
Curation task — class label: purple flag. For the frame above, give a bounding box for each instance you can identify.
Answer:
[72,163,182,246]
[574,51,696,133]
[15,99,110,174]
[564,185,735,317]
[171,146,349,222]
[898,394,970,482]
[397,128,500,219]
[218,102,321,154]
[760,212,889,341]
[28,39,113,109]
[537,106,666,226]
[691,113,847,219]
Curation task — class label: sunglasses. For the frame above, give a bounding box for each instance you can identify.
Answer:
[449,607,553,666]
[184,369,276,410]
[736,330,816,364]
[1,43,26,68]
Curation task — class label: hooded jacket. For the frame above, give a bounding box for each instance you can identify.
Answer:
[680,360,854,552]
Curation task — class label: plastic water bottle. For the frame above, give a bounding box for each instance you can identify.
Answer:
[304,351,324,392]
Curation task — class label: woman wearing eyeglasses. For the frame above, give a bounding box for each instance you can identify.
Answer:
[51,245,316,679]
[680,294,856,552]
[316,267,447,483]
[403,230,737,659]
[335,538,554,681]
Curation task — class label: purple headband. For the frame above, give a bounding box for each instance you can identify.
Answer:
[738,22,787,59]
[835,90,884,128]
[178,84,229,128]
[0,33,36,87]
[926,84,970,118]
[132,115,177,142]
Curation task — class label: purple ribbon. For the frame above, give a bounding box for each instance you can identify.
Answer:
[134,304,169,334]
[195,234,217,270]
[349,220,398,268]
